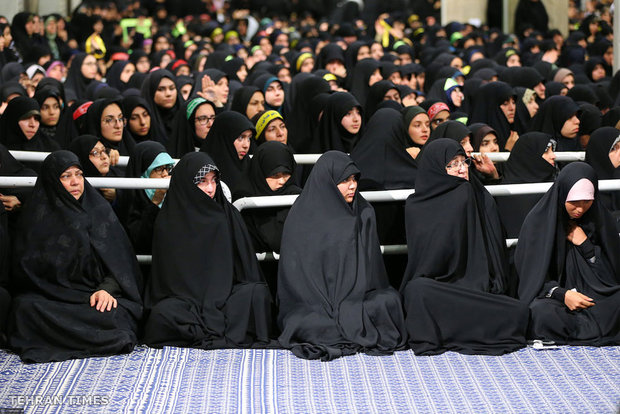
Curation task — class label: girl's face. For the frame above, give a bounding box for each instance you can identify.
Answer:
[215,77,229,104]
[40,96,61,126]
[383,88,401,103]
[120,63,135,83]
[129,106,151,137]
[100,103,124,142]
[88,141,110,175]
[369,68,382,86]
[357,45,371,61]
[81,54,98,79]
[265,81,284,108]
[337,174,358,203]
[460,136,474,157]
[408,113,430,146]
[500,96,516,123]
[194,104,215,139]
[136,57,150,73]
[478,133,499,153]
[197,171,217,198]
[525,95,539,118]
[265,171,291,191]
[560,114,580,138]
[18,115,40,139]
[341,107,362,134]
[565,199,593,219]
[246,91,265,120]
[450,88,464,108]
[153,77,177,109]
[506,54,521,67]
[542,145,556,166]
[562,74,575,89]
[233,130,252,159]
[608,140,620,168]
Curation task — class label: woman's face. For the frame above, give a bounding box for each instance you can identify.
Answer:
[18,114,40,139]
[180,83,192,101]
[542,145,556,166]
[370,43,384,61]
[460,136,474,157]
[233,129,252,159]
[129,106,151,137]
[136,56,150,73]
[153,77,177,109]
[194,104,215,139]
[450,57,463,70]
[215,77,229,104]
[533,82,546,99]
[565,199,593,219]
[60,165,84,200]
[408,113,430,146]
[81,54,98,79]
[300,57,315,73]
[445,154,469,180]
[506,54,521,67]
[237,65,248,82]
[500,96,516,123]
[40,97,61,126]
[89,141,110,175]
[341,107,362,134]
[159,53,172,69]
[120,62,135,83]
[450,88,464,107]
[265,81,284,108]
[525,95,539,118]
[277,67,291,84]
[100,103,124,142]
[337,174,358,203]
[265,171,291,191]
[560,114,580,138]
[478,133,499,153]
[368,68,382,86]
[383,88,401,103]
[246,91,265,119]
[591,64,606,82]
[3,26,12,48]
[357,45,371,61]
[197,171,218,198]
[562,74,575,89]
[608,140,620,168]
[47,64,64,81]
[263,118,288,144]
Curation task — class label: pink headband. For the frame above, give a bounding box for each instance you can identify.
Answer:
[566,178,595,202]
[428,102,450,121]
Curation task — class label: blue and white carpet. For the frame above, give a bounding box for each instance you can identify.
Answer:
[0,346,618,413]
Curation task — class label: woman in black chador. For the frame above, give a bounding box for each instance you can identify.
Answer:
[143,152,273,349]
[277,151,407,361]
[585,127,620,226]
[8,151,143,363]
[515,162,620,346]
[400,139,529,356]
[232,141,301,253]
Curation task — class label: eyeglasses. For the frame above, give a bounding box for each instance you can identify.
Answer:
[152,165,173,175]
[195,115,216,125]
[445,158,471,170]
[89,147,111,158]
[102,116,127,127]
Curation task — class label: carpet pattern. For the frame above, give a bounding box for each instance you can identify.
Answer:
[0,346,618,413]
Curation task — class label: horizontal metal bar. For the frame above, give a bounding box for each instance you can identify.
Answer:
[8,150,586,166]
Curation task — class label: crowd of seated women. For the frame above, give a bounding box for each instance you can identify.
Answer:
[0,3,619,362]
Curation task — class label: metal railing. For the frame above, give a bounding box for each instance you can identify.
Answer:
[9,150,586,167]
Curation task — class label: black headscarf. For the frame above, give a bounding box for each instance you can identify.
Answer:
[348,58,380,107]
[469,81,515,149]
[502,132,558,184]
[200,111,255,192]
[33,87,62,139]
[351,107,418,190]
[513,87,535,135]
[401,138,510,294]
[121,95,156,143]
[0,96,60,157]
[9,151,142,362]
[232,142,301,252]
[530,95,581,151]
[85,98,136,156]
[311,92,363,153]
[106,60,133,92]
[144,152,272,348]
[277,151,407,361]
[515,162,620,303]
[230,86,262,118]
[286,75,331,153]
[586,127,620,213]
[364,80,401,122]
[168,97,216,158]
[64,53,95,102]
[140,69,180,146]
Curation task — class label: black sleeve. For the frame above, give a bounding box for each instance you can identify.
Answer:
[126,198,160,254]
[96,276,121,297]
[575,238,595,261]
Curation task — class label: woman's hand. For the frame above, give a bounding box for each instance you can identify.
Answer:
[90,290,118,312]
[566,221,587,245]
[504,131,519,151]
[472,153,499,179]
[564,290,595,311]
[100,188,116,202]
[151,188,167,205]
[0,194,22,211]
[198,74,222,107]
[109,149,120,166]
